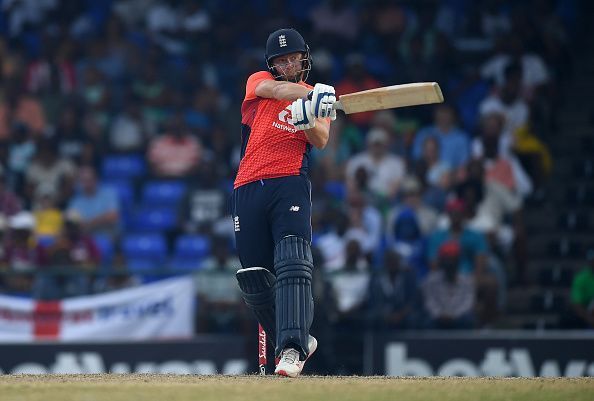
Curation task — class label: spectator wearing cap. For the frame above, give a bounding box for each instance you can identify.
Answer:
[568,249,594,328]
[427,198,488,276]
[1,212,47,295]
[345,127,406,201]
[39,210,100,298]
[422,241,476,329]
[429,197,501,325]
[68,166,120,237]
[412,104,471,170]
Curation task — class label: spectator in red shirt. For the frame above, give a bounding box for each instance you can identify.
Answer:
[148,115,202,178]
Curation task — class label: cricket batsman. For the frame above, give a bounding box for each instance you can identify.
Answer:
[233,28,336,377]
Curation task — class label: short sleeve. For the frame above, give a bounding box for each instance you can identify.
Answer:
[244,71,274,101]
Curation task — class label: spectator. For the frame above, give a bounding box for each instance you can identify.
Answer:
[54,105,85,163]
[422,241,476,329]
[327,239,371,323]
[0,166,22,216]
[148,115,202,178]
[427,198,488,276]
[108,100,147,153]
[346,127,406,201]
[1,212,47,295]
[389,176,439,238]
[194,245,246,333]
[7,123,36,194]
[309,0,359,50]
[481,35,550,101]
[39,211,100,298]
[32,183,63,239]
[24,41,76,94]
[412,104,471,170]
[343,191,382,259]
[68,166,120,237]
[200,236,240,271]
[568,249,594,329]
[335,54,382,127]
[368,249,419,330]
[386,207,429,280]
[25,138,76,208]
[479,62,529,142]
[316,209,350,272]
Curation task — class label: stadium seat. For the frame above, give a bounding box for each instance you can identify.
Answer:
[142,180,187,206]
[37,235,56,247]
[122,233,167,260]
[169,235,211,272]
[101,154,146,179]
[129,206,178,232]
[174,234,211,259]
[102,179,135,210]
[324,181,346,201]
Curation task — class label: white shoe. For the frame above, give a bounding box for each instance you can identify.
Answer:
[275,335,317,377]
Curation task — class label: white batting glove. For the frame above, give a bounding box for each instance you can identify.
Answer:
[310,83,337,120]
[290,98,316,131]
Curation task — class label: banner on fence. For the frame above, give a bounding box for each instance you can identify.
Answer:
[0,276,194,342]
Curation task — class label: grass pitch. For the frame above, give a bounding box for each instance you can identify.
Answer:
[0,375,593,401]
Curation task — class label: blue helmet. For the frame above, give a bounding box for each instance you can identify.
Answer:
[265,28,312,82]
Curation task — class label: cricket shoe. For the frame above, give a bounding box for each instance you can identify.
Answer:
[274,335,317,378]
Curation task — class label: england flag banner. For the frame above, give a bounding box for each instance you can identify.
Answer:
[0,276,195,342]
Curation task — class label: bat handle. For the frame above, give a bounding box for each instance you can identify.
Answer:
[307,90,342,111]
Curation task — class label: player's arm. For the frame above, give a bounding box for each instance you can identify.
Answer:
[304,118,330,149]
[255,80,310,101]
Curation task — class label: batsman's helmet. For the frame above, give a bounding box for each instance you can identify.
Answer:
[265,28,312,81]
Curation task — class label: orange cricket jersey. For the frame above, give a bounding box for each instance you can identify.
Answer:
[234,71,314,189]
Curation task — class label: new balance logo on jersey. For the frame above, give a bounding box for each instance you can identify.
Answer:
[289,206,300,212]
[279,35,287,47]
[234,216,240,232]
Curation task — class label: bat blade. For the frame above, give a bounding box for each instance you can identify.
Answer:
[335,82,444,114]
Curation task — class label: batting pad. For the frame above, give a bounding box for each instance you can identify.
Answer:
[274,236,314,359]
[236,267,277,347]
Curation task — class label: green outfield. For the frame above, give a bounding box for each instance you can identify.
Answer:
[0,375,593,401]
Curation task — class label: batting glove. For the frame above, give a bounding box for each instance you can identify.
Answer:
[309,83,337,120]
[290,98,316,131]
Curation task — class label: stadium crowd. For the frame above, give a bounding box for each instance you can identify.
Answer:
[0,0,589,336]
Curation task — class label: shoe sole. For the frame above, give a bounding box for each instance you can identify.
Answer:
[275,337,318,378]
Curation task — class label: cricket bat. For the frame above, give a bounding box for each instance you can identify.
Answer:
[311,82,444,114]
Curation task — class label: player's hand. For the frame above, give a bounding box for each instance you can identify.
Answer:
[290,98,316,131]
[309,83,337,120]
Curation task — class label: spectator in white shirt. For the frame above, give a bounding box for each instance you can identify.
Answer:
[346,127,406,201]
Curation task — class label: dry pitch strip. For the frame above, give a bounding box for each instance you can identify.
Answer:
[0,375,593,401]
